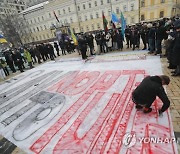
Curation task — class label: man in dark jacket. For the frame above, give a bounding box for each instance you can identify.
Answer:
[78,34,88,60]
[155,21,167,55]
[171,19,180,76]
[132,75,170,115]
[86,33,95,55]
[148,23,156,54]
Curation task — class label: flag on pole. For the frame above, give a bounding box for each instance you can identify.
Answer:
[0,34,7,43]
[120,12,126,38]
[111,20,116,29]
[53,11,60,23]
[68,27,78,45]
[111,12,120,23]
[102,11,108,32]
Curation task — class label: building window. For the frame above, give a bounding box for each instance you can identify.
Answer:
[44,25,47,29]
[131,4,134,11]
[101,0,103,5]
[123,5,127,12]
[81,27,84,32]
[90,14,93,19]
[160,11,164,18]
[83,4,86,9]
[86,26,89,31]
[97,23,100,29]
[131,17,134,23]
[70,17,73,23]
[68,7,71,12]
[42,16,44,20]
[161,0,165,3]
[107,0,110,3]
[77,6,80,11]
[49,13,51,18]
[40,26,43,31]
[141,0,145,7]
[95,1,97,6]
[37,27,39,31]
[108,10,111,16]
[89,3,91,8]
[64,19,68,23]
[92,24,94,30]
[79,16,82,21]
[34,18,36,23]
[63,9,65,14]
[38,17,40,22]
[85,15,87,21]
[116,7,120,14]
[96,12,99,18]
[58,10,61,15]
[141,14,145,21]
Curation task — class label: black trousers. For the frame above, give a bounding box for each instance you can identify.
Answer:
[81,47,87,59]
[3,67,9,76]
[8,63,16,72]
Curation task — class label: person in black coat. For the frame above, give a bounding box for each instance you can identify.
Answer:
[12,50,24,72]
[117,30,123,51]
[4,50,16,73]
[171,19,180,76]
[132,75,170,115]
[131,27,138,50]
[155,21,167,55]
[148,23,156,54]
[29,47,37,64]
[125,26,131,48]
[38,44,46,61]
[86,33,95,55]
[54,42,60,56]
[78,34,88,60]
[140,24,148,50]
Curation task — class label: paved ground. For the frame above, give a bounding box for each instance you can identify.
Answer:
[0,48,179,153]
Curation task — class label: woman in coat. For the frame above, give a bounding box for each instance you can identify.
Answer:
[24,48,34,69]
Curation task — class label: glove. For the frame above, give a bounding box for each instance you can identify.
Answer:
[158,110,163,117]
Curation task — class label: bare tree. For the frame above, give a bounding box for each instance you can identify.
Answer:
[0,13,31,47]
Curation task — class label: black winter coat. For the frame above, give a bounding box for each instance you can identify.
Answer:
[172,31,180,65]
[132,76,170,112]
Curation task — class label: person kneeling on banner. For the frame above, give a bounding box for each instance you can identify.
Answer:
[132,75,170,116]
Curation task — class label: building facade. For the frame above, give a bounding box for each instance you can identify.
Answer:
[23,0,48,7]
[20,0,179,44]
[0,0,25,18]
[21,0,139,44]
[140,0,178,22]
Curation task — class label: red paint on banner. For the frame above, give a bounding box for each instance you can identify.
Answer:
[29,70,176,154]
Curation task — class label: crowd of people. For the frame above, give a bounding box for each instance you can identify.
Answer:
[0,17,179,79]
[77,17,180,76]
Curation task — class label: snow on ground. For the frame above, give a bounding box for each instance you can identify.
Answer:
[0,51,178,154]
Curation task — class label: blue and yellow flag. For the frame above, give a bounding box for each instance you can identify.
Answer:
[0,34,7,43]
[68,27,78,45]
